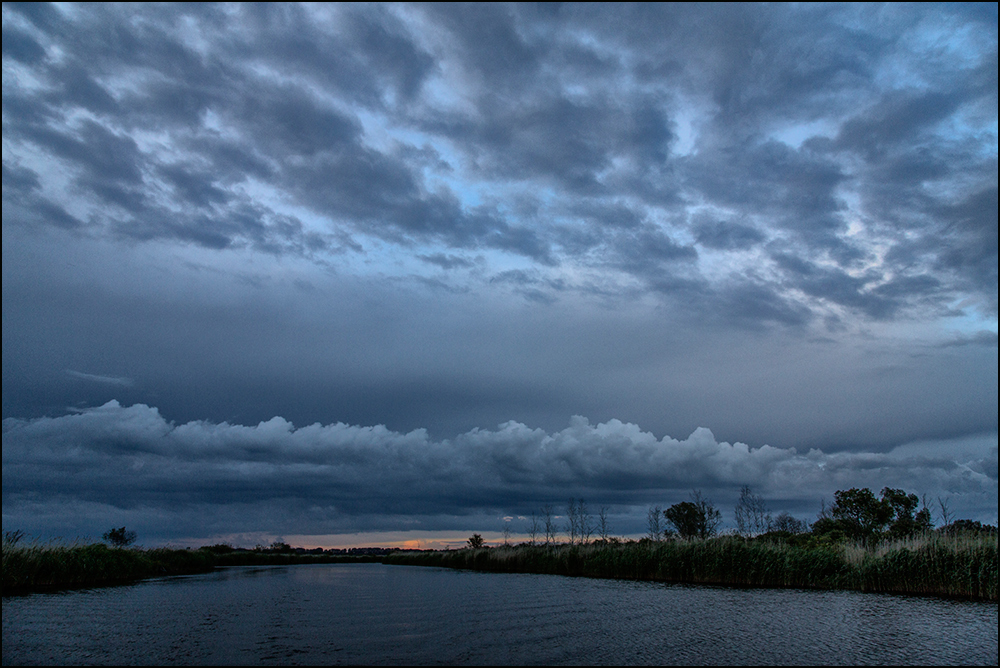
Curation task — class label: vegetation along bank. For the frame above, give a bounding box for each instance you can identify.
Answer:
[4,486,997,600]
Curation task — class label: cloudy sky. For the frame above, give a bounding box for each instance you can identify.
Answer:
[3,3,996,548]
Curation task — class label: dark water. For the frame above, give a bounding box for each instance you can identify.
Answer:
[3,564,997,665]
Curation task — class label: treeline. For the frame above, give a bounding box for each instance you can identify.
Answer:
[400,486,997,601]
[498,486,996,548]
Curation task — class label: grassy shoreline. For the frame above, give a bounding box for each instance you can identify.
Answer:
[5,533,996,601]
[1,542,380,595]
[384,534,998,601]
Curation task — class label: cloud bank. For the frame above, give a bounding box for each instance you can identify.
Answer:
[3,402,994,543]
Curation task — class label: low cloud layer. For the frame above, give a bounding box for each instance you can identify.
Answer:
[3,402,995,543]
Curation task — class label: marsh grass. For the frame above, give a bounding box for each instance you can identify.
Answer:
[2,536,215,594]
[6,532,994,600]
[2,534,386,594]
[384,533,997,601]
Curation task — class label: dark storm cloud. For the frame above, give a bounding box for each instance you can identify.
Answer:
[685,140,849,250]
[2,161,84,230]
[693,218,766,251]
[418,253,477,271]
[424,95,675,196]
[234,3,435,109]
[772,254,897,319]
[712,280,811,329]
[3,402,995,539]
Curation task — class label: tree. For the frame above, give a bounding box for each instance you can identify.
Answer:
[102,526,137,548]
[937,496,955,528]
[939,519,998,536]
[526,512,540,546]
[664,502,701,539]
[578,500,593,543]
[646,505,664,541]
[542,505,557,545]
[770,512,808,534]
[597,507,611,542]
[825,487,933,542]
[467,533,485,549]
[664,491,721,539]
[692,490,722,537]
[566,498,580,544]
[881,487,932,539]
[734,485,772,537]
[830,487,890,541]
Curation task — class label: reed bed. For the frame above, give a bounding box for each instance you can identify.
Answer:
[6,533,994,600]
[384,533,998,601]
[2,539,215,594]
[2,537,386,594]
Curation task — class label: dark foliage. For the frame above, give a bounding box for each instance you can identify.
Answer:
[816,487,933,542]
[664,492,721,539]
[101,527,137,548]
[939,520,999,536]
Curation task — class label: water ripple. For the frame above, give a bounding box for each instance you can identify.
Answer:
[3,564,996,665]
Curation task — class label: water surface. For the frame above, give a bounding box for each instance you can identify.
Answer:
[3,563,996,665]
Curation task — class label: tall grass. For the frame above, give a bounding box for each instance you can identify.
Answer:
[2,535,388,594]
[7,532,994,600]
[384,533,997,601]
[2,537,215,594]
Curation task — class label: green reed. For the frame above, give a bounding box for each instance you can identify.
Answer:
[384,533,997,601]
[2,535,386,594]
[6,532,993,600]
[2,537,215,594]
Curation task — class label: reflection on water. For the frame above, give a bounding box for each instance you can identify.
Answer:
[3,563,997,665]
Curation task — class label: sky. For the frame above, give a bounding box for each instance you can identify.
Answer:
[2,3,997,549]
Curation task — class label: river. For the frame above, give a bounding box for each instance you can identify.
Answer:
[3,563,996,665]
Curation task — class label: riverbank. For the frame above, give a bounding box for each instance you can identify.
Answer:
[384,533,998,601]
[6,532,996,600]
[1,542,379,595]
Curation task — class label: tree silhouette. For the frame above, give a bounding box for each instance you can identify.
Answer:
[566,498,580,544]
[102,526,137,548]
[526,512,540,546]
[828,487,888,540]
[579,500,593,543]
[467,533,485,549]
[664,491,721,539]
[881,487,933,539]
[542,505,557,545]
[770,511,808,534]
[734,485,771,537]
[597,507,611,542]
[646,505,664,541]
[821,487,934,541]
